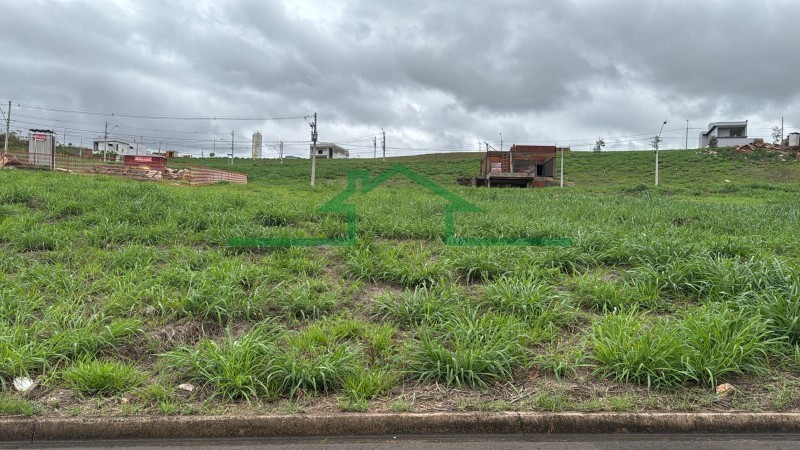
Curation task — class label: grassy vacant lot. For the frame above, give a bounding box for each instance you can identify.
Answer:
[1,148,800,416]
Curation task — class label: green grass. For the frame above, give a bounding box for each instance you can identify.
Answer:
[62,360,148,396]
[1,148,800,414]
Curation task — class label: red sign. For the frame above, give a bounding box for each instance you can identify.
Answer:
[123,155,167,170]
[32,134,48,141]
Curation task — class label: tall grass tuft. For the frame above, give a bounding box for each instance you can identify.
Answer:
[162,326,281,401]
[373,286,462,328]
[481,276,575,336]
[589,310,686,388]
[274,333,361,398]
[406,309,529,388]
[62,360,147,396]
[680,303,780,386]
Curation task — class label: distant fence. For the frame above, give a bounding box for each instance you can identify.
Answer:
[185,167,248,185]
[1,151,247,186]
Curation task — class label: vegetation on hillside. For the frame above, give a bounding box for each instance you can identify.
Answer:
[1,149,799,416]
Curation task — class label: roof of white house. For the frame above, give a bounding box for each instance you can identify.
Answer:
[701,121,748,136]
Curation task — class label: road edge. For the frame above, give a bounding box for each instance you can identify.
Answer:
[1,412,800,442]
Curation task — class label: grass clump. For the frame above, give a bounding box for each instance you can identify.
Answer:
[406,309,529,388]
[62,360,147,396]
[278,280,340,320]
[163,326,281,401]
[342,366,398,400]
[589,305,783,388]
[737,286,800,345]
[680,303,779,386]
[589,310,685,388]
[568,272,656,312]
[0,395,40,416]
[274,330,362,398]
[345,241,448,287]
[373,286,461,328]
[481,276,575,336]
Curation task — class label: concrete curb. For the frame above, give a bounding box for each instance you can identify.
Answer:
[2,412,800,442]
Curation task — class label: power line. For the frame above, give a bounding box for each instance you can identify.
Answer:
[15,102,309,121]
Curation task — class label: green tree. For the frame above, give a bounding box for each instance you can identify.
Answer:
[708,136,718,148]
[593,138,605,152]
[650,136,663,150]
[772,126,783,145]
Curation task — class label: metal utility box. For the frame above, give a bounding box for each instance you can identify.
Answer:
[27,129,56,169]
[789,132,800,148]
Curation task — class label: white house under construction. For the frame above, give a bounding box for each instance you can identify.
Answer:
[310,143,349,159]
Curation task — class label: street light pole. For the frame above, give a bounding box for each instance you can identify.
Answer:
[310,113,318,187]
[655,120,667,186]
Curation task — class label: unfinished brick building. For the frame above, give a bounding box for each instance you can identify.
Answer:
[475,145,566,187]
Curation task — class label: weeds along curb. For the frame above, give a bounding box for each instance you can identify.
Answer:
[3,413,800,442]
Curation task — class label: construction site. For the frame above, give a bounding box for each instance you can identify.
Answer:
[0,129,247,186]
[472,144,569,188]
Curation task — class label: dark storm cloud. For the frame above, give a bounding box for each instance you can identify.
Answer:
[1,0,799,154]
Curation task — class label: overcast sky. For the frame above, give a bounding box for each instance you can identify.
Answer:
[1,0,799,157]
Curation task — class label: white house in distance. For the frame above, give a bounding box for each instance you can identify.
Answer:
[93,139,144,157]
[309,143,349,159]
[699,121,755,148]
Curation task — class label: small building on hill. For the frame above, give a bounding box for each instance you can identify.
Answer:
[699,121,755,148]
[93,139,136,157]
[310,143,349,159]
[475,145,567,187]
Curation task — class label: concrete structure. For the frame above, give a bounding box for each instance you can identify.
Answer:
[310,143,349,159]
[252,131,262,159]
[27,129,56,169]
[475,145,566,187]
[789,132,800,148]
[699,121,755,148]
[93,139,136,157]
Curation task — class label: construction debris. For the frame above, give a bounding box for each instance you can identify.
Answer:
[734,141,786,153]
[91,165,190,181]
[702,141,800,161]
[0,153,22,169]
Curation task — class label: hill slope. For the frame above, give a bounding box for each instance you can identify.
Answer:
[1,148,799,416]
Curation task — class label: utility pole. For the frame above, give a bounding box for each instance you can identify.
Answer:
[782,116,785,147]
[685,120,689,150]
[310,113,318,187]
[500,132,503,152]
[213,140,215,157]
[2,101,10,155]
[230,130,234,165]
[381,128,385,161]
[655,120,667,186]
[373,136,377,159]
[103,121,109,162]
[279,140,283,164]
[560,145,564,188]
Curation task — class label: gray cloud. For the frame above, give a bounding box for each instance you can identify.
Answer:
[1,0,799,156]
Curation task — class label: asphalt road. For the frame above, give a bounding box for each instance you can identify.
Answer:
[6,434,800,450]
